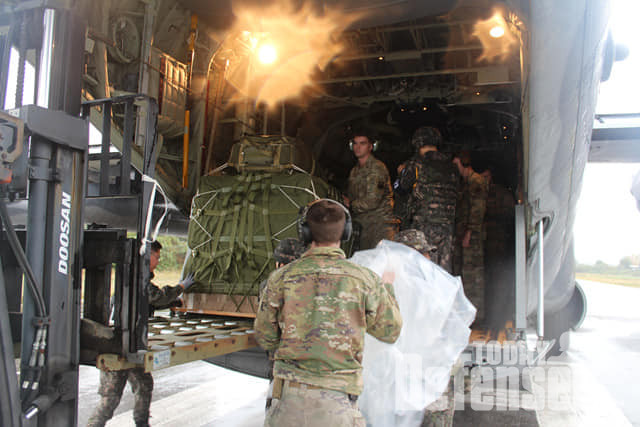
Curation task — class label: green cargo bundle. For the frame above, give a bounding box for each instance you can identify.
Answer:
[183,136,339,313]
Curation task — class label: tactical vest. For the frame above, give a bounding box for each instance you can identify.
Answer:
[412,151,458,224]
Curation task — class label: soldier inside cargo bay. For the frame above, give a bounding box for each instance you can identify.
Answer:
[393,228,437,260]
[453,156,491,323]
[343,130,395,250]
[87,241,195,427]
[397,126,459,272]
[254,199,402,426]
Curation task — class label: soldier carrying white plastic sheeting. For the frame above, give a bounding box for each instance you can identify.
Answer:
[350,240,476,427]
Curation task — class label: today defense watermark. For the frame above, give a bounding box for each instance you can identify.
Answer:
[394,339,573,412]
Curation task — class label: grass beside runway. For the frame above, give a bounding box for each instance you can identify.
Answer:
[576,273,640,288]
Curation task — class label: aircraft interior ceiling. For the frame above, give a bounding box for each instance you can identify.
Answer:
[77,0,526,210]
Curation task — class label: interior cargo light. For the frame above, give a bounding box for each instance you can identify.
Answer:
[258,44,277,65]
[490,25,505,38]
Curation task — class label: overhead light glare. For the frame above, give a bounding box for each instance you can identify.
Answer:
[490,26,505,38]
[257,44,277,65]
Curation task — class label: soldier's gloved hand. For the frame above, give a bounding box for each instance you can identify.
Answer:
[179,273,195,291]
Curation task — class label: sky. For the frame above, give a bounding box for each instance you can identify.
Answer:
[573,0,640,265]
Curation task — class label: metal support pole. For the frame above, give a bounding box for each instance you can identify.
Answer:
[514,205,527,331]
[242,58,252,136]
[135,0,156,149]
[204,60,228,174]
[21,137,51,381]
[263,105,268,135]
[537,220,544,339]
[36,9,55,108]
[280,103,286,136]
[182,110,190,188]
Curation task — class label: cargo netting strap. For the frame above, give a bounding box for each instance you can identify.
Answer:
[188,172,321,309]
[140,174,169,256]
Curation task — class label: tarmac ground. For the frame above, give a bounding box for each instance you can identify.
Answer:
[77,279,639,426]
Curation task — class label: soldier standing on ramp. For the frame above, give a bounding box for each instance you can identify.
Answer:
[397,126,459,272]
[343,131,395,249]
[255,199,402,426]
[87,241,194,427]
[453,157,490,323]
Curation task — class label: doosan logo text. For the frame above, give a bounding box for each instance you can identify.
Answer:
[58,192,71,275]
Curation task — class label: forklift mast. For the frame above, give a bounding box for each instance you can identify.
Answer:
[0,3,159,426]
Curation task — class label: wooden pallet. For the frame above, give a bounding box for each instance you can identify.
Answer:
[178,292,259,318]
[97,315,257,372]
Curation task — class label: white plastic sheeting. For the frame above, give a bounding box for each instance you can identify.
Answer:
[350,240,476,427]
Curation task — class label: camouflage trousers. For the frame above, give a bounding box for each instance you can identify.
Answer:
[422,377,454,427]
[415,222,454,273]
[86,367,154,427]
[355,216,396,250]
[452,224,465,277]
[462,230,485,322]
[394,192,412,230]
[265,381,365,427]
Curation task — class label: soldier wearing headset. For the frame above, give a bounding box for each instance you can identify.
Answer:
[254,199,402,427]
[343,130,395,250]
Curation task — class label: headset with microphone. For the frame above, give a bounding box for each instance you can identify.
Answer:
[297,199,352,245]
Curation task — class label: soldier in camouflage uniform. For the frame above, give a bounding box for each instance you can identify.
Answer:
[273,237,307,266]
[87,241,193,427]
[344,132,395,250]
[452,151,471,277]
[453,158,490,323]
[397,127,459,272]
[394,154,421,230]
[255,199,402,427]
[394,229,437,260]
[261,237,307,409]
[259,237,307,295]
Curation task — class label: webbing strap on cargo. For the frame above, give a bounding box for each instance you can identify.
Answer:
[187,172,325,300]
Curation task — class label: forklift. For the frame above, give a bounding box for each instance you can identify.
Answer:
[0,3,255,425]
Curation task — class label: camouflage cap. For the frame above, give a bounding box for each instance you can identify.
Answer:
[394,229,437,254]
[411,126,442,150]
[273,238,307,265]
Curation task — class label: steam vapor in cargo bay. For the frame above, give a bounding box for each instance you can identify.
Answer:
[226,0,362,108]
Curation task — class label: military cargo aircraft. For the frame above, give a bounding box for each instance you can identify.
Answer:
[0,0,632,424]
[68,0,629,348]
